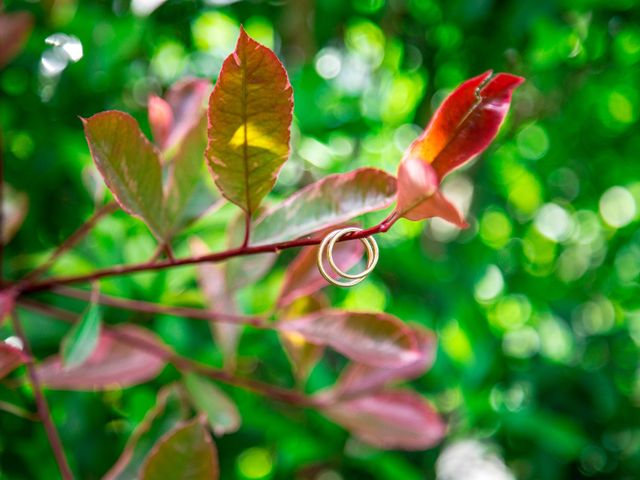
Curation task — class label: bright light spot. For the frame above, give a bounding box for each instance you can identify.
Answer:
[237,447,273,479]
[192,11,239,56]
[557,245,591,282]
[342,280,387,311]
[573,297,616,336]
[298,137,332,168]
[599,186,636,228]
[607,91,637,124]
[345,19,385,67]
[436,439,515,480]
[615,244,640,283]
[244,17,274,49]
[479,208,512,249]
[130,0,167,16]
[4,336,23,350]
[45,34,83,62]
[40,49,68,76]
[489,294,532,331]
[539,315,574,363]
[534,203,573,242]
[474,265,504,303]
[315,47,342,79]
[517,123,549,160]
[502,327,539,358]
[335,53,370,94]
[151,42,186,82]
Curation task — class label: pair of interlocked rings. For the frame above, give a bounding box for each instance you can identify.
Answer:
[316,227,379,287]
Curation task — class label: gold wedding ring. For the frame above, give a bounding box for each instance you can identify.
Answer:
[317,227,379,287]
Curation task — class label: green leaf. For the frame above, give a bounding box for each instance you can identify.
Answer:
[141,418,219,480]
[183,373,241,436]
[60,302,101,369]
[206,27,293,215]
[82,111,166,239]
[251,168,397,246]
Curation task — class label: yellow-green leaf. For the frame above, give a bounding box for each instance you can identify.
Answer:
[206,27,293,215]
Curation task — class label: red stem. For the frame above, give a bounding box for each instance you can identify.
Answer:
[50,286,267,327]
[10,312,74,480]
[18,299,314,407]
[19,212,399,294]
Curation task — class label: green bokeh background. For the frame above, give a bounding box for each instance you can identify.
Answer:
[2,0,640,478]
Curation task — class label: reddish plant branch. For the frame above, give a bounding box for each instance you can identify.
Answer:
[50,286,267,327]
[22,202,118,283]
[17,299,316,408]
[19,212,399,294]
[10,311,74,480]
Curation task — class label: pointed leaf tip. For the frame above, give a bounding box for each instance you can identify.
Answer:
[206,28,293,215]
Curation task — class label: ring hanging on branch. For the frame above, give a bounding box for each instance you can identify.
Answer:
[317,227,379,287]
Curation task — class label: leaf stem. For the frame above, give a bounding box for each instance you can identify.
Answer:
[49,286,267,327]
[19,213,399,294]
[10,311,74,480]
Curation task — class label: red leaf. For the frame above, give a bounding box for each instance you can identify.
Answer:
[332,325,436,398]
[278,310,419,368]
[0,289,17,327]
[277,239,364,308]
[323,389,446,450]
[37,325,168,390]
[0,11,33,69]
[206,27,293,215]
[148,95,172,151]
[191,237,241,371]
[397,71,523,223]
[252,168,397,246]
[0,342,27,379]
[149,78,211,152]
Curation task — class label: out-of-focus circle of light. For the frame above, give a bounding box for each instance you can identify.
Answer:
[534,203,573,242]
[474,265,504,303]
[237,447,273,479]
[599,186,636,228]
[315,47,342,79]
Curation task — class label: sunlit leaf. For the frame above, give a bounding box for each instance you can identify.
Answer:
[278,310,419,367]
[183,373,241,436]
[61,301,102,369]
[37,325,168,390]
[206,27,293,215]
[82,111,166,239]
[140,418,219,480]
[397,71,524,222]
[323,389,445,450]
[0,342,27,379]
[252,168,397,245]
[0,11,33,69]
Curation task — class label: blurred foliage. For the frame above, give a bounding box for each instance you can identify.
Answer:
[1,0,640,479]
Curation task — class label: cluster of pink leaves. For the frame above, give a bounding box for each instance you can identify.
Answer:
[1,26,523,478]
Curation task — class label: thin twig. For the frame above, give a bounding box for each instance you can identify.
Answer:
[50,286,267,327]
[0,129,4,286]
[10,311,74,480]
[17,299,316,408]
[20,212,399,294]
[22,202,118,283]
[241,211,251,248]
[0,399,40,421]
